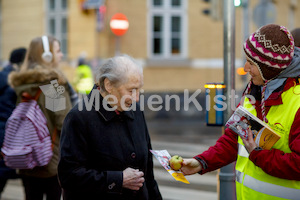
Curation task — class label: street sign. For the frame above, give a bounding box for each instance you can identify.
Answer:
[110,13,129,36]
[83,0,103,9]
[96,5,106,32]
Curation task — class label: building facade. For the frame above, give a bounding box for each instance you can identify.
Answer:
[1,0,300,92]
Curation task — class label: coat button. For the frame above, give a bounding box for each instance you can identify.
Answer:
[131,152,136,159]
[108,182,116,190]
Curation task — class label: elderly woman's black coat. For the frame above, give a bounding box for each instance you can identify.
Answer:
[58,88,162,200]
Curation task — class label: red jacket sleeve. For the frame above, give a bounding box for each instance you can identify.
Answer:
[194,128,239,174]
[249,108,300,181]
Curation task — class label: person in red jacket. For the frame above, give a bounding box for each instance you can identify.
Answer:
[181,24,300,199]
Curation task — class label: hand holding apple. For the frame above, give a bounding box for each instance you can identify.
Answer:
[181,158,202,175]
[169,155,183,171]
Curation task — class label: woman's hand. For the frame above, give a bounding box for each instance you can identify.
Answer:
[242,128,258,154]
[122,167,145,191]
[181,158,202,176]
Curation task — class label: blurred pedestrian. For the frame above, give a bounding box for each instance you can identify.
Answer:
[181,24,300,199]
[8,36,73,200]
[0,47,26,198]
[73,57,94,94]
[291,27,300,47]
[58,55,162,200]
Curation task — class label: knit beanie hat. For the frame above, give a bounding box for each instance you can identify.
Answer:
[243,24,295,123]
[243,24,295,81]
[9,47,27,64]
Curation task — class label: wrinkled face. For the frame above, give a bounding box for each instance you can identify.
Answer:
[52,41,63,66]
[110,72,143,111]
[244,59,264,86]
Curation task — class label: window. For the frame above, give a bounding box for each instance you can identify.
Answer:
[171,0,181,7]
[148,0,187,59]
[153,0,162,6]
[47,0,68,55]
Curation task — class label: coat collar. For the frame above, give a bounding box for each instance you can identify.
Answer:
[247,78,300,119]
[89,84,134,121]
[264,78,299,106]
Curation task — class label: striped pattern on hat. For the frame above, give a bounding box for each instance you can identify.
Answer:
[243,24,295,80]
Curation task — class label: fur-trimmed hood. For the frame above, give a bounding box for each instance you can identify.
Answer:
[9,67,67,88]
[8,66,69,99]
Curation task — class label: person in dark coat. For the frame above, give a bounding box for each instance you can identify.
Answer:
[58,55,162,200]
[0,47,26,197]
[8,36,73,200]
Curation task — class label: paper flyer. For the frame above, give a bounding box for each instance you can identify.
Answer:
[150,149,190,184]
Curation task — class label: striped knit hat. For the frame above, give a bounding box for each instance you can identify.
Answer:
[243,24,295,81]
[243,24,295,123]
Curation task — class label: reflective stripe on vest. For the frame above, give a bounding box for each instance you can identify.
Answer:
[238,143,249,157]
[236,170,300,200]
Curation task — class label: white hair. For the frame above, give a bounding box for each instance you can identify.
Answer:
[96,54,143,93]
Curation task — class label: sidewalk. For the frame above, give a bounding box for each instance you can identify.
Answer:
[2,179,24,200]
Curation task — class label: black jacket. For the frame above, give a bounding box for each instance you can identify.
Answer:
[58,88,162,200]
[0,65,17,146]
[0,65,18,178]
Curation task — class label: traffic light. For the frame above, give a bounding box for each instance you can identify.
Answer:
[234,0,242,7]
[237,67,247,75]
[201,0,223,21]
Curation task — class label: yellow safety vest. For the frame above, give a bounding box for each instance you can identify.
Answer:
[236,84,300,200]
[75,64,94,94]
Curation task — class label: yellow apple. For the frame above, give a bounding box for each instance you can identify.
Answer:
[169,155,183,171]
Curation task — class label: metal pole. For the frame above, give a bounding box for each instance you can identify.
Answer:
[115,36,121,56]
[242,0,249,42]
[242,0,249,85]
[261,0,268,26]
[219,0,236,199]
[95,9,100,60]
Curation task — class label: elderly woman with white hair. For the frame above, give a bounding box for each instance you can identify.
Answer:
[58,55,162,200]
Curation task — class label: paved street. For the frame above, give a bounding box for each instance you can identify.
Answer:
[149,119,222,200]
[2,119,222,200]
[2,179,24,200]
